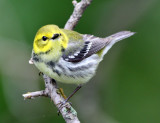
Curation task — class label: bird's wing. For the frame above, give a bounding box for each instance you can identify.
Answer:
[62,34,107,62]
[62,31,135,62]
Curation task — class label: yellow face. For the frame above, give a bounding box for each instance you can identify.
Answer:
[33,25,68,61]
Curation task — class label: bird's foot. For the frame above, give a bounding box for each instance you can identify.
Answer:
[56,88,73,115]
[57,100,72,115]
[56,88,67,99]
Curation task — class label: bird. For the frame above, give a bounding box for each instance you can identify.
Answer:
[31,24,135,103]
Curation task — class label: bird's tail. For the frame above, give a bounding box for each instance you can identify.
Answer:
[100,31,135,59]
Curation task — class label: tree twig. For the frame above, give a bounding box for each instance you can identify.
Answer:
[23,0,92,123]
[23,90,48,99]
[64,0,92,30]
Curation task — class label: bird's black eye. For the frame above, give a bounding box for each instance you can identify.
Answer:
[42,36,47,41]
[52,34,60,40]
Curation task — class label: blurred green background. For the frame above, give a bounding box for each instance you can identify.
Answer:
[0,0,160,123]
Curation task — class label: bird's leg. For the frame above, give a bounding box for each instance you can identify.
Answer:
[57,88,67,99]
[64,85,82,103]
[57,85,82,113]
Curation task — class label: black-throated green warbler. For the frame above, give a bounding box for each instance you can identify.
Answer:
[31,25,134,102]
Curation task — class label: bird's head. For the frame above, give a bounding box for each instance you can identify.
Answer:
[33,25,68,61]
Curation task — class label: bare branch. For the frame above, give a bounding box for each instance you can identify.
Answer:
[64,0,92,30]
[23,90,48,99]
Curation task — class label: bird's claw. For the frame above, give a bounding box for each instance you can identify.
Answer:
[57,100,72,115]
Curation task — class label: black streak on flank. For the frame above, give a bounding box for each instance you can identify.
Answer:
[46,61,61,76]
[46,61,55,67]
[33,57,40,62]
[32,53,40,62]
[53,69,61,76]
[57,64,66,73]
[68,63,93,72]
